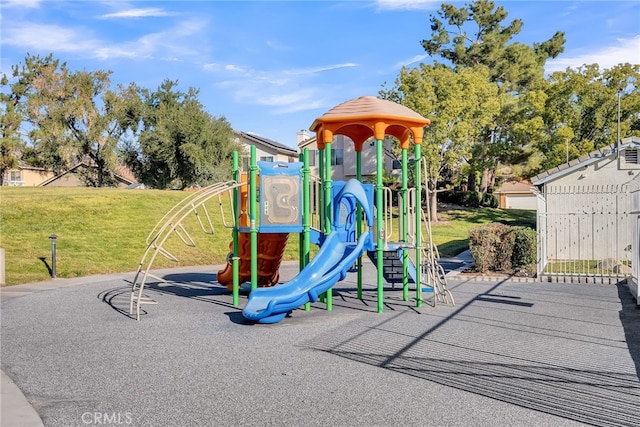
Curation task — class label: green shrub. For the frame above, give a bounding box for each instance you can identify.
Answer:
[511,227,537,269]
[442,190,498,209]
[469,222,512,272]
[464,191,483,208]
[481,193,499,208]
[469,222,536,273]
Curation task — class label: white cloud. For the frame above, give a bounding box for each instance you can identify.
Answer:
[224,64,245,73]
[254,89,319,107]
[375,0,438,11]
[253,88,330,114]
[393,54,429,69]
[265,40,291,51]
[2,17,209,62]
[272,98,329,115]
[100,8,171,19]
[0,0,40,9]
[93,46,142,60]
[284,63,358,76]
[546,35,640,73]
[2,23,99,53]
[212,62,355,114]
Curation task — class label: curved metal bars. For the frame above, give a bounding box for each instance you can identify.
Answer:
[130,181,245,320]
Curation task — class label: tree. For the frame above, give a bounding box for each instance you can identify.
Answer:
[0,55,68,179]
[0,74,24,180]
[1,54,141,186]
[381,64,501,220]
[126,80,239,189]
[421,0,565,192]
[422,0,565,89]
[536,63,640,173]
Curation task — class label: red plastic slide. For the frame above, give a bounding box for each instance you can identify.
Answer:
[217,232,289,291]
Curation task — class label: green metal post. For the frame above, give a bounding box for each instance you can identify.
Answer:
[250,145,258,291]
[298,152,304,270]
[324,142,333,236]
[376,138,384,313]
[318,147,325,305]
[318,148,325,234]
[356,150,363,299]
[324,141,333,310]
[232,151,240,306]
[414,143,422,307]
[302,148,311,311]
[401,148,409,301]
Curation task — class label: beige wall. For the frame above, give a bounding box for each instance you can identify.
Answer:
[502,193,537,210]
[3,168,55,186]
[235,134,297,171]
[301,135,399,182]
[244,145,294,163]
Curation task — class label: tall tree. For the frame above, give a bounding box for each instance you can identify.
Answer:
[421,0,565,192]
[0,54,67,179]
[1,54,140,186]
[536,63,640,172]
[381,64,501,220]
[0,74,24,180]
[127,80,239,189]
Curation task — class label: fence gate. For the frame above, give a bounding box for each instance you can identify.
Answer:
[537,184,632,284]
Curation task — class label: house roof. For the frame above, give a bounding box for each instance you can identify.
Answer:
[531,136,640,186]
[236,131,298,157]
[495,181,534,194]
[14,162,51,172]
[39,161,137,186]
[298,135,317,149]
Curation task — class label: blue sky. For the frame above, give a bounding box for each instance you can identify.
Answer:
[1,1,639,148]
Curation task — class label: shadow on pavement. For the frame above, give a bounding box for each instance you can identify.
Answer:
[617,282,640,380]
[98,272,238,320]
[303,280,640,426]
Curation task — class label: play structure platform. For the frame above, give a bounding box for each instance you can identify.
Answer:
[130,96,454,323]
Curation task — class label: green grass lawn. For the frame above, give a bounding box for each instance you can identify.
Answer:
[0,187,535,286]
[433,206,536,257]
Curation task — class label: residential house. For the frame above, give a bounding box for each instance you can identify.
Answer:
[4,131,296,188]
[532,136,640,286]
[296,130,399,182]
[234,130,298,170]
[2,165,55,186]
[3,162,137,188]
[494,180,536,210]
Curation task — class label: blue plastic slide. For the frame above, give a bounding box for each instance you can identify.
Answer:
[242,179,374,324]
[242,231,371,323]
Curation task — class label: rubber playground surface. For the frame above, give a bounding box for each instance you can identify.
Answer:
[1,260,640,427]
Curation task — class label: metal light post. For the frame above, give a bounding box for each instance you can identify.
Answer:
[49,234,57,278]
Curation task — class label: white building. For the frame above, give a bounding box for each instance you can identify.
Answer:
[532,136,640,283]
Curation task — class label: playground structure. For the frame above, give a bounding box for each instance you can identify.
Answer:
[130,96,454,322]
[216,171,289,290]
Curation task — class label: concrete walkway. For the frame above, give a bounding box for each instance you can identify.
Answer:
[1,259,639,426]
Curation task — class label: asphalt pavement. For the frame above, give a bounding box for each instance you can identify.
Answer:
[1,257,640,427]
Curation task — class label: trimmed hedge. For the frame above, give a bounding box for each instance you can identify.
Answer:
[469,222,537,273]
[511,227,537,268]
[441,190,499,208]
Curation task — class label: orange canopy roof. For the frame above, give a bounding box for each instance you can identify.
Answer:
[309,96,430,151]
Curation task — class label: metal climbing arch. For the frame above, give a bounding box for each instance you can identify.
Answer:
[129,181,244,320]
